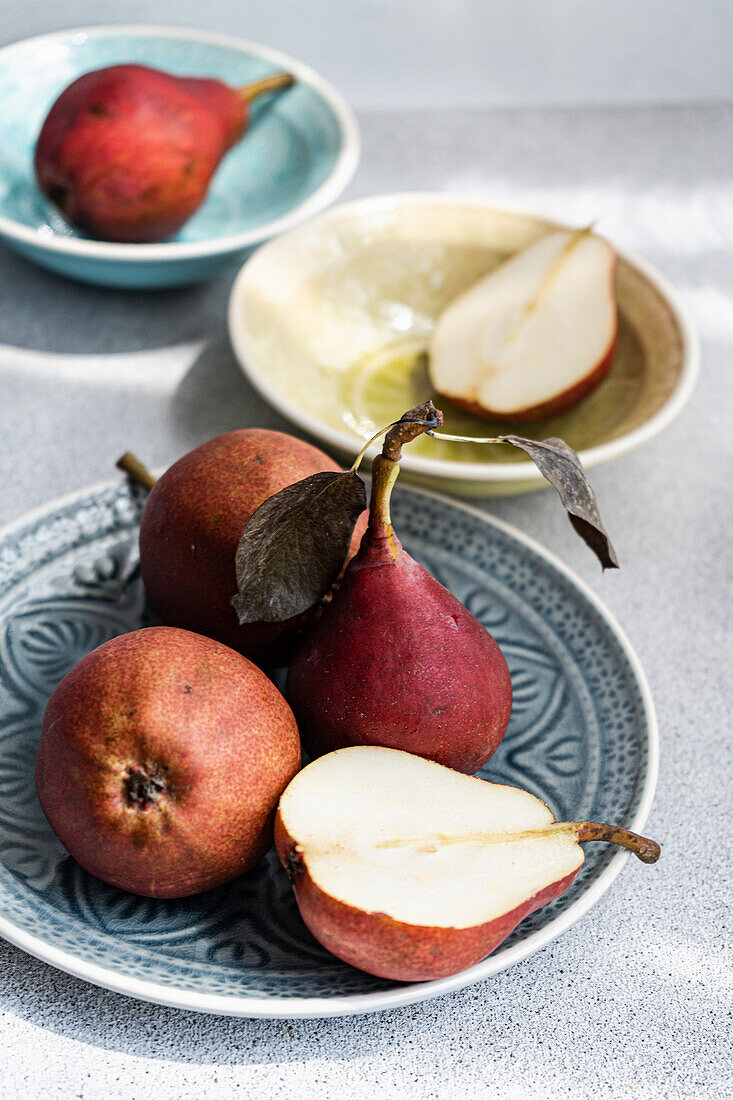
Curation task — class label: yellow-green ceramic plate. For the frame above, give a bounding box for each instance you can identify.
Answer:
[228,194,698,495]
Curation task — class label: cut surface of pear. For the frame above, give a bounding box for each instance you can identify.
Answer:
[278,747,582,928]
[275,747,659,981]
[429,229,618,421]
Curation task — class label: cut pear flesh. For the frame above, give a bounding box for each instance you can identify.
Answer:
[276,748,659,980]
[429,229,618,419]
[277,747,583,929]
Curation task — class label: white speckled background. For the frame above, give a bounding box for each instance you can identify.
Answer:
[1,104,731,1098]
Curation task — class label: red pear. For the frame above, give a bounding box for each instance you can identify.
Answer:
[429,228,618,421]
[286,405,513,773]
[137,430,367,666]
[36,626,301,899]
[34,64,294,242]
[275,747,660,981]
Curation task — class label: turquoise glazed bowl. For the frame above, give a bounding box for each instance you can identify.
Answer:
[0,26,359,288]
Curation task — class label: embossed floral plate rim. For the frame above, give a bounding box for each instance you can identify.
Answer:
[0,480,658,1018]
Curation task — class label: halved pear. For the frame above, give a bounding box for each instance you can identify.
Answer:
[429,229,618,422]
[275,747,659,981]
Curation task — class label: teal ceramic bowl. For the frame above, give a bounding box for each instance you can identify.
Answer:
[0,26,359,288]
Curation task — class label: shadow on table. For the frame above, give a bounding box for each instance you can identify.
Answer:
[170,336,361,465]
[169,338,296,447]
[0,243,245,356]
[0,937,433,1063]
[2,924,724,1081]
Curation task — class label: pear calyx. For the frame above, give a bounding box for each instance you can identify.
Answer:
[283,844,305,883]
[124,763,169,810]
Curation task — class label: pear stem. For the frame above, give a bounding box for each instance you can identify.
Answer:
[117,452,156,492]
[381,401,443,462]
[239,72,295,103]
[367,402,444,542]
[367,456,400,541]
[573,822,660,864]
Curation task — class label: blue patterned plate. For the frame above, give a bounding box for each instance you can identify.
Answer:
[0,26,359,287]
[0,480,657,1017]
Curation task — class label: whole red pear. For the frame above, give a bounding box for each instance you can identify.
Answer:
[35,626,301,898]
[34,64,292,242]
[286,405,513,773]
[138,429,367,666]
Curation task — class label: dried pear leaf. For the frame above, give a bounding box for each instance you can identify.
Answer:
[232,471,367,623]
[499,435,619,570]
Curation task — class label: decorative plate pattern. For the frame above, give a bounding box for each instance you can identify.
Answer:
[0,481,657,1016]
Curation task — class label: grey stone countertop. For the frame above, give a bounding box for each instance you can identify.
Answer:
[0,105,730,1099]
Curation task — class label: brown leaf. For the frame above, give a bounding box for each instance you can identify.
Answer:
[499,435,619,570]
[231,471,367,623]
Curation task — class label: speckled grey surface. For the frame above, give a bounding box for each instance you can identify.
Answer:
[1,104,731,1099]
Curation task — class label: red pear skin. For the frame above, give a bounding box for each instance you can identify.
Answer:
[286,406,512,773]
[274,812,577,981]
[34,64,249,242]
[139,430,367,666]
[35,626,301,899]
[286,534,512,772]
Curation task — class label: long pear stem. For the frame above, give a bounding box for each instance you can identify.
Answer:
[117,452,156,492]
[239,73,295,103]
[367,401,443,542]
[368,457,400,541]
[350,410,448,474]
